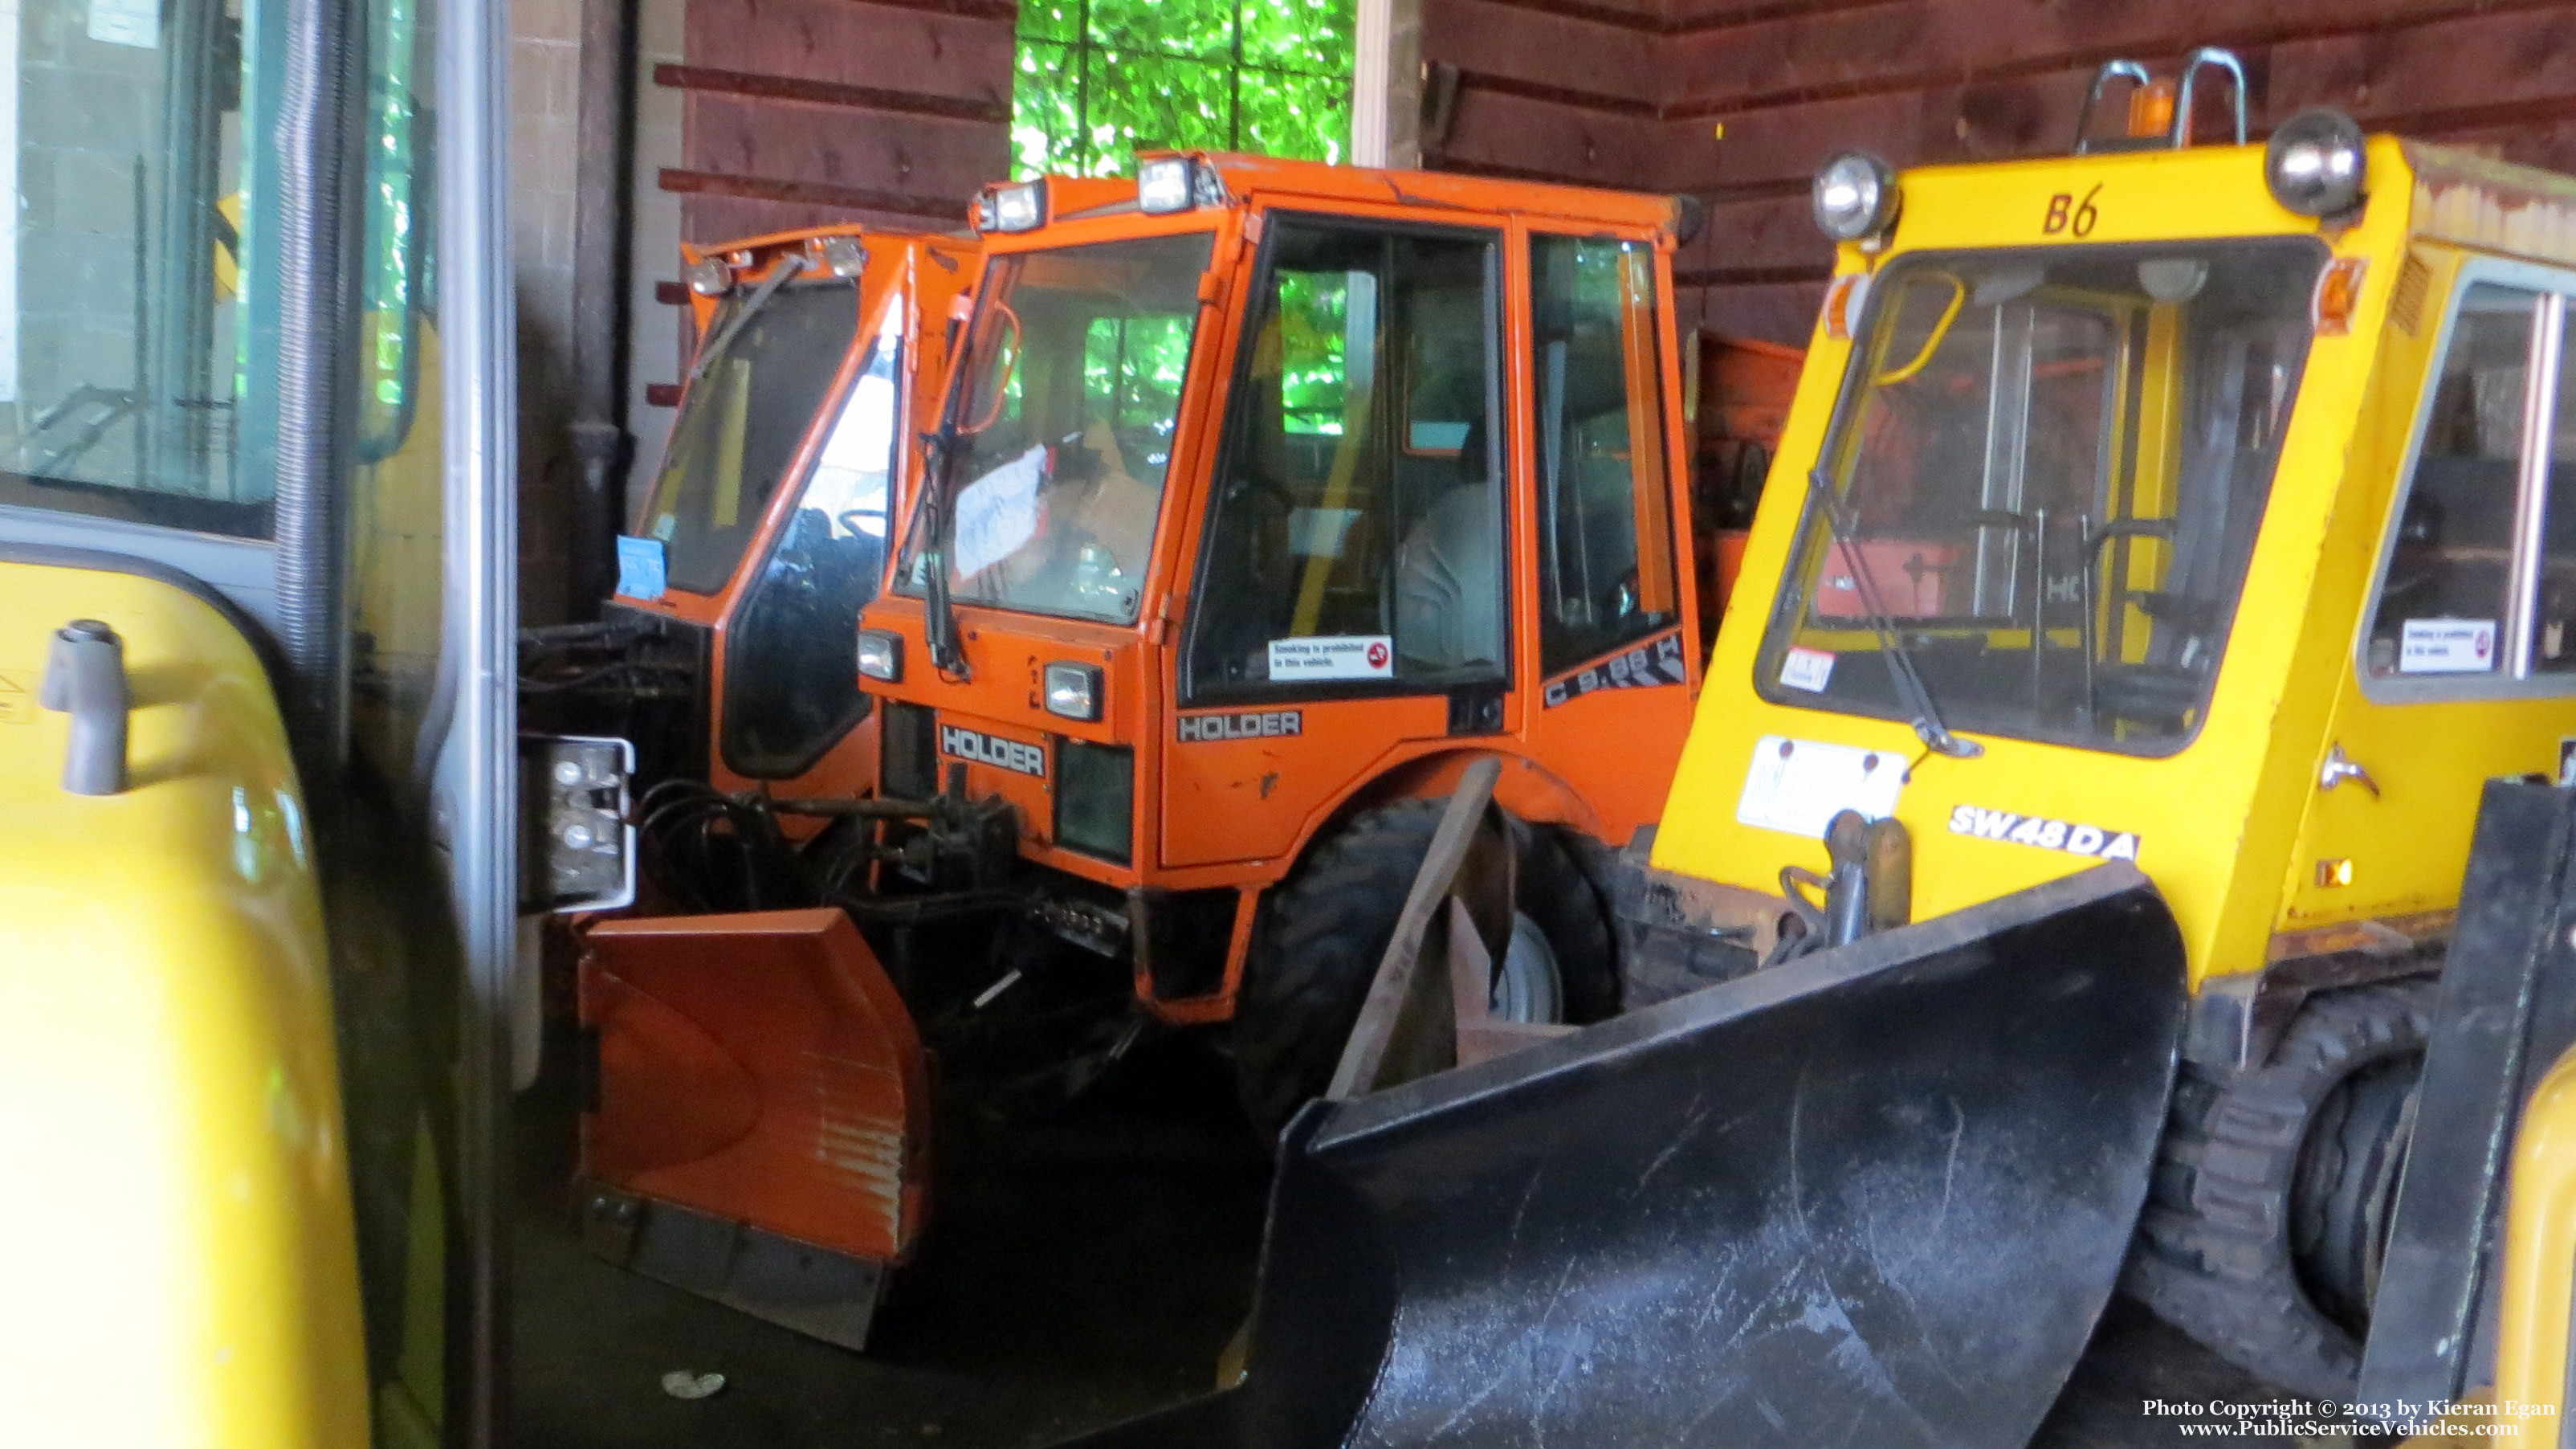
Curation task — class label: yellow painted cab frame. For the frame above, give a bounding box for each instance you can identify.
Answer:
[1652,137,2576,1038]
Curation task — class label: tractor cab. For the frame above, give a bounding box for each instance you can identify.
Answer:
[854,153,1698,1101]
[528,225,975,801]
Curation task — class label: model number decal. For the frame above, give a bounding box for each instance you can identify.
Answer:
[1544,631,1687,708]
[1947,803,2138,860]
[1177,710,1303,742]
[2042,184,2101,237]
[941,724,1046,778]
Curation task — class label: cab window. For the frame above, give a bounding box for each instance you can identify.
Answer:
[1184,218,1502,703]
[721,310,903,777]
[2361,280,2576,687]
[635,279,863,595]
[895,230,1211,625]
[1759,239,2324,753]
[1531,233,1679,676]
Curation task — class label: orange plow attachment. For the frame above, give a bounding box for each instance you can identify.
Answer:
[576,908,930,1349]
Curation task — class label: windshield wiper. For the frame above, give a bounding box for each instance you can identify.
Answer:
[912,299,986,679]
[915,425,968,677]
[687,253,806,382]
[1803,467,1982,761]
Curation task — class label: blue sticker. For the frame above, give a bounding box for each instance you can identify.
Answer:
[615,535,667,601]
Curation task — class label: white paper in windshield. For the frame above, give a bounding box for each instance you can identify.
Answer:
[952,445,1045,579]
[1737,735,1905,839]
[2399,618,2497,674]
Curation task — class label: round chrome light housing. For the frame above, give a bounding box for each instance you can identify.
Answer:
[683,255,732,296]
[816,234,866,278]
[1812,152,1898,244]
[2265,108,2366,218]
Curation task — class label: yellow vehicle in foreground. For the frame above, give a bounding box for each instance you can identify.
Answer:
[1630,59,2576,1396]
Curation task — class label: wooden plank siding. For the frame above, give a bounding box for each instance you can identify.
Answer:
[669,0,1013,243]
[1419,0,2576,342]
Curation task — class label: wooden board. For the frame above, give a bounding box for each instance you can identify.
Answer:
[671,0,1010,243]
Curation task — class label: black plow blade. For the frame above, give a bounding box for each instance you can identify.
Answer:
[1068,862,2187,1449]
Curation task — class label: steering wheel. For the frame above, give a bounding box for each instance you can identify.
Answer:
[1604,568,1642,622]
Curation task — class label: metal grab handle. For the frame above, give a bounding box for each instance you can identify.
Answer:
[2173,47,2249,149]
[2073,59,2150,155]
[39,619,128,797]
[2320,742,2381,799]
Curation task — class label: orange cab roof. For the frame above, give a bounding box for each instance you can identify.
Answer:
[1013,150,1686,237]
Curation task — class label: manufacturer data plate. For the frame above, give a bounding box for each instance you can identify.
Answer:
[1736,735,1906,840]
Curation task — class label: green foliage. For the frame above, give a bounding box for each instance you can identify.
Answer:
[1011,0,1355,179]
[1084,314,1195,431]
[1275,271,1350,435]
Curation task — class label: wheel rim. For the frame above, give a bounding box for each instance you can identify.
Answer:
[1492,912,1565,1024]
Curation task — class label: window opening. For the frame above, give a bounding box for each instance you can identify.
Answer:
[1759,239,2324,753]
[1013,0,1355,178]
[1184,218,1502,701]
[723,311,907,776]
[1531,233,1679,676]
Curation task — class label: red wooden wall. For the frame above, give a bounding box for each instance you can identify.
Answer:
[1420,0,2576,344]
[670,0,1014,243]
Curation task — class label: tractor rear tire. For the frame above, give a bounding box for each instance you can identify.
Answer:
[2125,977,2437,1401]
[1232,801,1617,1135]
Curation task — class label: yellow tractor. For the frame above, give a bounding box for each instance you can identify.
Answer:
[1057,51,2576,1447]
[1637,59,2576,1398]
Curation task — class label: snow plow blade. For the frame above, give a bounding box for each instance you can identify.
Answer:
[575,908,931,1350]
[1069,863,2187,1449]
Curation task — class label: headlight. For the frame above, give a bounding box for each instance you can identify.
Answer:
[1042,662,1103,721]
[684,255,731,296]
[976,181,1047,234]
[1139,157,1196,214]
[2265,108,2366,218]
[856,628,903,682]
[816,234,865,278]
[1812,152,1898,244]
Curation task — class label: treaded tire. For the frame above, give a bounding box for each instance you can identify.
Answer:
[2125,977,2437,1400]
[1233,802,1617,1133]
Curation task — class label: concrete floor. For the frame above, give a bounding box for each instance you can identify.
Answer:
[510,1028,2396,1449]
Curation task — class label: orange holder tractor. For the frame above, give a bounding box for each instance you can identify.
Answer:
[565,157,1792,1348]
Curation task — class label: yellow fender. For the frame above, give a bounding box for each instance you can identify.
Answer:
[0,553,368,1447]
[2490,1041,2576,1446]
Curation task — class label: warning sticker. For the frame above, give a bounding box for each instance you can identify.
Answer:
[2399,618,2497,674]
[0,671,28,725]
[1779,646,1836,692]
[1268,635,1394,681]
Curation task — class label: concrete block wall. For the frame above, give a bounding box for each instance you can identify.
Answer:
[512,0,585,621]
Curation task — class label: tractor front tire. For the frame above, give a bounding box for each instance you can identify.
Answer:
[1232,801,1616,1135]
[2126,977,2437,1400]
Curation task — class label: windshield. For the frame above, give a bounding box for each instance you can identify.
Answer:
[1759,239,2324,753]
[899,230,1214,624]
[635,278,862,594]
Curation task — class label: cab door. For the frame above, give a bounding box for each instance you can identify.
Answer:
[1164,213,1510,867]
[1513,228,1698,844]
[2285,259,2576,933]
